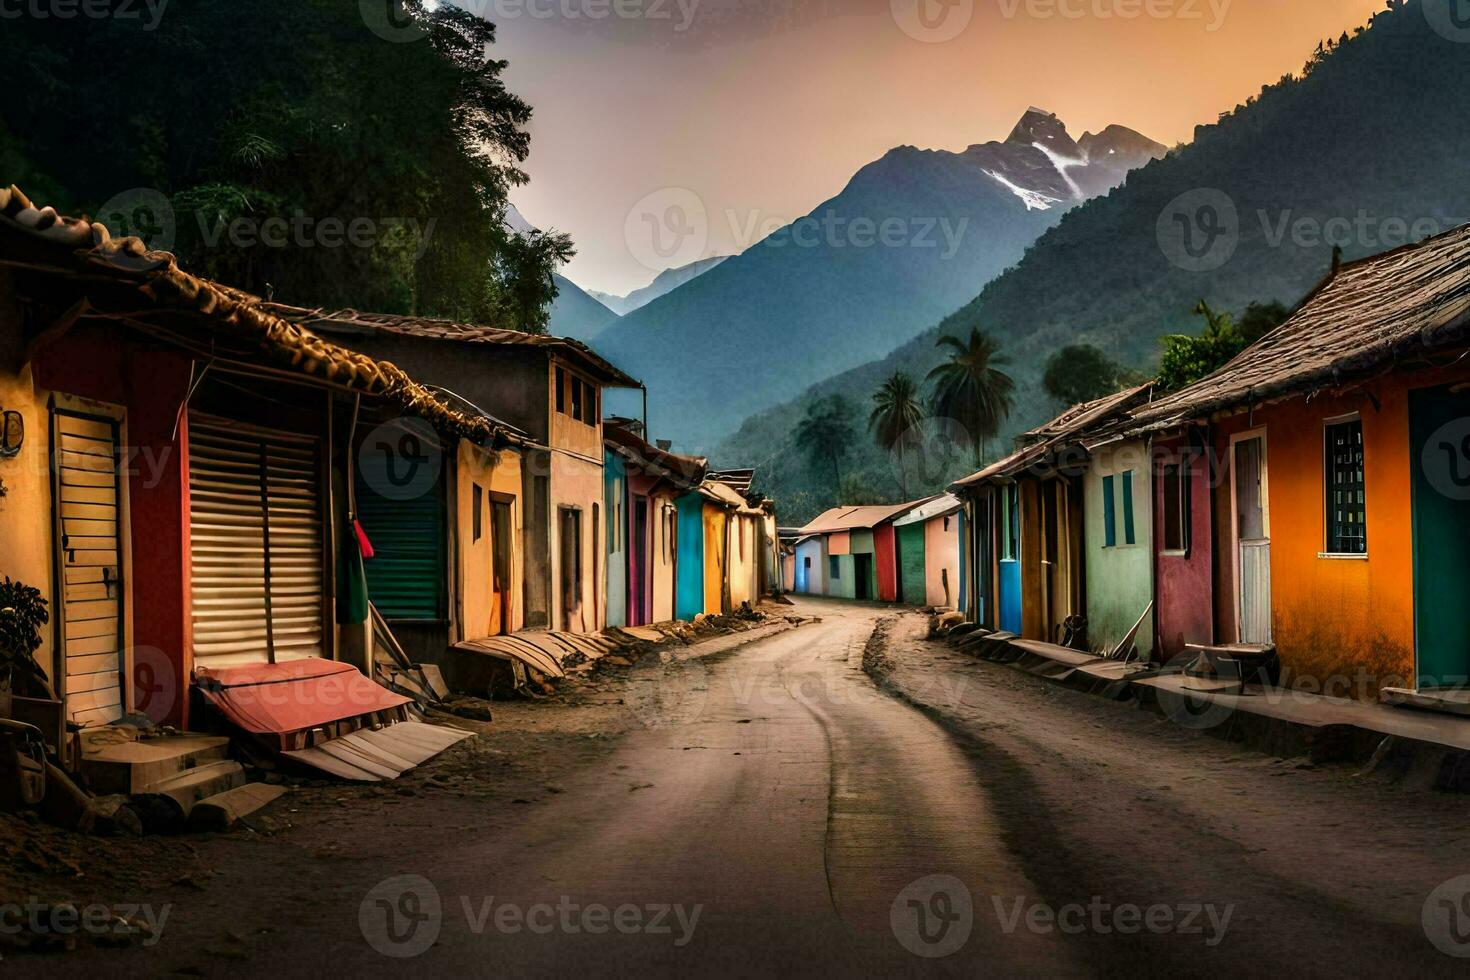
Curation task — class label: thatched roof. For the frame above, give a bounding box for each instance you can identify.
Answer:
[1131,223,1470,432]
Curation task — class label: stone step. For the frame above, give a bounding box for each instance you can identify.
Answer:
[141,760,246,816]
[82,735,232,795]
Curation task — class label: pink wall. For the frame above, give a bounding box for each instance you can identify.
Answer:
[1153,432,1214,663]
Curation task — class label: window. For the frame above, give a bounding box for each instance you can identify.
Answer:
[829,556,841,579]
[1102,475,1117,548]
[803,556,812,570]
[571,376,584,421]
[555,367,567,415]
[1122,470,1136,545]
[491,499,512,591]
[1325,418,1366,554]
[472,483,484,542]
[1161,462,1191,553]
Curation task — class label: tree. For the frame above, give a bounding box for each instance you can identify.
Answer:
[794,395,857,488]
[0,0,568,329]
[1236,301,1290,346]
[1042,344,1123,409]
[1157,301,1245,391]
[868,372,926,499]
[926,328,1016,468]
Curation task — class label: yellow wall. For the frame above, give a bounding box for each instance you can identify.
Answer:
[550,450,604,634]
[702,503,728,616]
[651,493,678,623]
[728,513,756,609]
[547,358,602,460]
[455,441,523,640]
[0,364,58,686]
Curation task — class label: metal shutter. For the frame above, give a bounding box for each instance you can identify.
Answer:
[189,414,325,665]
[53,410,125,728]
[354,450,445,621]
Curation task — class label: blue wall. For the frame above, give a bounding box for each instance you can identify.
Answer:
[604,452,627,629]
[675,492,706,620]
[999,559,1022,634]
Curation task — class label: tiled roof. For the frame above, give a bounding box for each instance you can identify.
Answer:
[1132,223,1470,432]
[603,419,707,488]
[0,186,524,448]
[262,304,642,389]
[796,499,930,534]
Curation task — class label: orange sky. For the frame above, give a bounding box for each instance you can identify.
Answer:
[494,0,1385,295]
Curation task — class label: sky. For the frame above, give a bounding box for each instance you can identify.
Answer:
[486,0,1386,296]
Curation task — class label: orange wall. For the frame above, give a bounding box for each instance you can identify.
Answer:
[1209,364,1467,697]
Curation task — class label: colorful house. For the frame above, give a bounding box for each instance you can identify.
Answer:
[294,307,642,639]
[0,188,506,742]
[1080,433,1155,660]
[674,491,707,620]
[892,494,965,609]
[1129,227,1470,698]
[603,419,707,625]
[791,502,927,602]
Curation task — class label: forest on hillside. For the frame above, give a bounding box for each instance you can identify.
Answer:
[725,0,1470,525]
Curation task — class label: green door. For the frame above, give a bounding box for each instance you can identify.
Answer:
[897,524,926,605]
[1410,385,1470,688]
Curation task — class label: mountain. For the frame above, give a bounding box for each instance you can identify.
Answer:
[590,255,729,316]
[594,108,1164,450]
[718,0,1470,524]
[548,272,619,342]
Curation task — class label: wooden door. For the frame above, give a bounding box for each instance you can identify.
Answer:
[52,408,125,727]
[1233,435,1271,644]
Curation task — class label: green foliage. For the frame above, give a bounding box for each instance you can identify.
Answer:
[794,395,857,486]
[1236,301,1290,346]
[1042,344,1126,408]
[0,577,49,690]
[868,372,926,498]
[0,0,568,329]
[926,328,1016,467]
[1157,301,1243,391]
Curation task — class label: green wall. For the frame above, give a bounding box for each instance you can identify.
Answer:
[1083,441,1154,659]
[897,523,926,605]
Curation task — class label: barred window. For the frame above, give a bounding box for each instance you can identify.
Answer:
[1325,419,1367,555]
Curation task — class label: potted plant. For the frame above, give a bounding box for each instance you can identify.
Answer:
[0,577,50,718]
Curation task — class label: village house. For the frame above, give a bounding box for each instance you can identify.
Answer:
[0,187,483,785]
[602,418,708,626]
[269,307,643,651]
[891,493,965,609]
[1127,226,1470,701]
[791,501,929,602]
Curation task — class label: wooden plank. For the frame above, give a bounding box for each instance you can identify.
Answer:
[64,615,117,639]
[69,704,123,728]
[63,518,117,539]
[64,566,108,585]
[189,784,289,831]
[65,652,119,676]
[65,688,121,714]
[59,433,115,458]
[64,599,119,622]
[59,502,116,521]
[65,634,119,657]
[61,670,119,694]
[64,583,113,603]
[66,550,119,567]
[58,450,115,474]
[57,415,112,440]
[60,485,116,505]
[59,468,115,488]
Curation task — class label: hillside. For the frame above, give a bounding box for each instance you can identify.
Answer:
[547,272,619,342]
[590,255,729,316]
[595,109,1163,449]
[721,1,1470,524]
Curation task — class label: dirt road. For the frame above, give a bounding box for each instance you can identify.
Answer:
[17,598,1470,975]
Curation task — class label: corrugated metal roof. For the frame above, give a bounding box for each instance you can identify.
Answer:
[892,493,964,527]
[796,499,930,534]
[1132,223,1470,432]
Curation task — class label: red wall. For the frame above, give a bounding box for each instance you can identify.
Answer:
[34,326,193,726]
[1153,432,1215,662]
[875,523,898,602]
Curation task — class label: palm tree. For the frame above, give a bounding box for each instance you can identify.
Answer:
[926,328,1016,468]
[869,372,925,498]
[794,394,857,489]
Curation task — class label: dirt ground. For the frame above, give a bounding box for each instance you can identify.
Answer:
[0,610,804,969]
[870,608,1470,976]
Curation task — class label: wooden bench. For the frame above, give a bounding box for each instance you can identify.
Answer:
[1183,643,1279,694]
